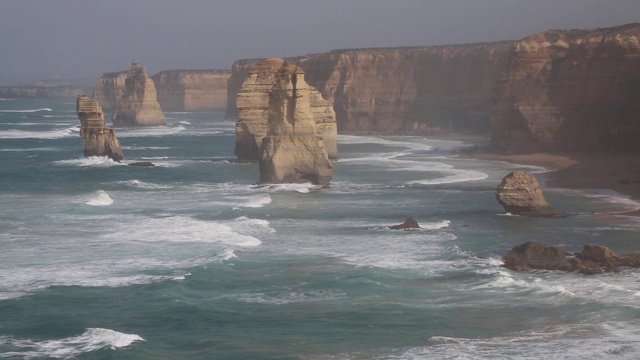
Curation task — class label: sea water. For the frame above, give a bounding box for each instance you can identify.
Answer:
[1,98,640,359]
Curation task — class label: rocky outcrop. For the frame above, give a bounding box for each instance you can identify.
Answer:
[496,170,565,217]
[152,70,230,111]
[76,95,123,161]
[92,71,128,112]
[389,218,421,230]
[227,42,511,135]
[503,242,640,274]
[0,86,84,99]
[258,61,333,186]
[112,61,166,127]
[225,59,263,120]
[235,58,337,160]
[491,23,640,153]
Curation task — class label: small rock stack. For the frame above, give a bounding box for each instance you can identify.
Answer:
[76,95,123,161]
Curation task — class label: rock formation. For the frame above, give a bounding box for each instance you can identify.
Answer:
[503,241,640,274]
[92,70,129,112]
[76,95,123,161]
[152,70,231,111]
[491,23,640,153]
[0,86,85,99]
[258,61,333,186]
[496,170,565,217]
[234,58,337,160]
[227,42,512,135]
[389,218,421,230]
[111,61,166,126]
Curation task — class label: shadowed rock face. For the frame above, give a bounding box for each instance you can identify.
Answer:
[491,23,640,153]
[258,61,333,186]
[112,61,166,127]
[234,58,337,160]
[76,95,123,161]
[496,170,565,217]
[389,218,421,230]
[504,242,640,274]
[92,71,128,112]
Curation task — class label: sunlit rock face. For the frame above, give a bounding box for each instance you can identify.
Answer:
[112,61,166,127]
[92,71,128,113]
[258,61,333,186]
[491,23,640,153]
[227,42,511,136]
[152,70,231,111]
[496,170,565,218]
[76,95,123,161]
[234,58,337,161]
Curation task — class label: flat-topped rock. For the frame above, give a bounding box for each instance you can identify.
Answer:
[76,95,123,161]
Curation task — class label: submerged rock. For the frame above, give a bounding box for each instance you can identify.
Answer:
[112,61,166,127]
[258,61,333,186]
[128,161,155,167]
[389,218,421,230]
[496,170,565,217]
[76,95,123,161]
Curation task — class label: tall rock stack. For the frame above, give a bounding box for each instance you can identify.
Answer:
[234,58,337,160]
[258,61,333,186]
[76,95,123,161]
[112,61,166,127]
[92,70,128,113]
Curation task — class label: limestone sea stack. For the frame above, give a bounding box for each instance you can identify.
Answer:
[112,61,166,127]
[496,170,565,217]
[235,58,337,161]
[76,95,123,161]
[258,61,333,186]
[92,70,128,112]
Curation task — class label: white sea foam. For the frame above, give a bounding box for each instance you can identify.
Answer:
[116,179,171,190]
[0,147,59,152]
[115,125,186,137]
[238,290,343,305]
[0,107,52,113]
[262,183,315,193]
[408,169,488,185]
[0,328,144,358]
[54,156,126,168]
[237,195,272,208]
[0,125,78,139]
[85,190,113,206]
[178,120,191,125]
[121,146,172,150]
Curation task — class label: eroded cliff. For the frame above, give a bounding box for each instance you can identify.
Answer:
[92,71,128,112]
[112,61,166,127]
[491,23,640,152]
[76,95,123,161]
[235,58,337,160]
[153,70,230,111]
[228,43,511,134]
[259,61,333,185]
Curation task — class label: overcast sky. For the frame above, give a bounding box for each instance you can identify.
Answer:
[1,0,638,84]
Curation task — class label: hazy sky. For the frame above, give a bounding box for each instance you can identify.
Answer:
[1,0,639,84]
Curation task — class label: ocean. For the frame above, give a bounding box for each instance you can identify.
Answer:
[1,98,640,359]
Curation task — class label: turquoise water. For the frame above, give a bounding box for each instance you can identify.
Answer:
[1,98,640,359]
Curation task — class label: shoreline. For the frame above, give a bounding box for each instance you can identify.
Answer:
[470,151,640,216]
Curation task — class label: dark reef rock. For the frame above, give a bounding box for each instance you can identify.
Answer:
[389,218,421,230]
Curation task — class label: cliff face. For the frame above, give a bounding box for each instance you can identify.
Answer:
[491,23,640,152]
[234,58,337,160]
[76,95,123,161]
[0,86,84,99]
[152,70,230,111]
[227,43,511,134]
[92,71,128,112]
[225,59,263,119]
[112,61,166,127]
[259,61,333,185]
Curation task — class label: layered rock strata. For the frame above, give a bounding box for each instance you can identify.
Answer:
[152,70,231,111]
[258,61,333,186]
[92,71,128,112]
[496,170,565,217]
[76,95,123,161]
[504,241,640,274]
[235,58,337,160]
[491,23,640,152]
[227,42,512,135]
[112,61,166,126]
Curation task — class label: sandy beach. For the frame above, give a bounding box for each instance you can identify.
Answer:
[473,152,640,214]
